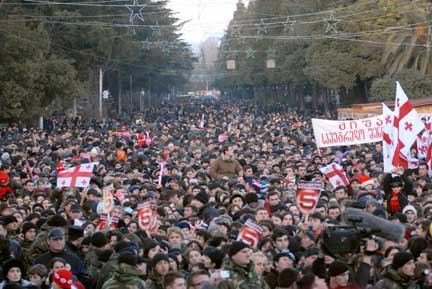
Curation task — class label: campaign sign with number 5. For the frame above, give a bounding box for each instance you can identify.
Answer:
[296,181,322,215]
[237,220,263,248]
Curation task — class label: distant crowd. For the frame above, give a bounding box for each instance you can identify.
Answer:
[0,99,430,289]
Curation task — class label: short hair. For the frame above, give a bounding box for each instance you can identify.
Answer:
[49,257,66,269]
[28,264,48,278]
[272,229,288,242]
[167,227,184,240]
[251,251,267,262]
[187,270,210,288]
[163,271,184,288]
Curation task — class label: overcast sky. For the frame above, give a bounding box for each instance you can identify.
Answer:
[167,0,248,45]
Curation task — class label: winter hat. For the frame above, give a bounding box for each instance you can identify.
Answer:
[114,240,132,253]
[152,253,170,268]
[167,253,180,268]
[22,222,38,234]
[329,261,349,277]
[52,269,73,289]
[392,252,414,270]
[2,215,18,226]
[68,225,84,242]
[203,246,224,268]
[194,191,209,204]
[47,215,67,227]
[391,176,404,187]
[278,268,299,288]
[91,232,108,248]
[0,171,9,185]
[402,205,417,216]
[228,241,250,257]
[2,259,25,279]
[359,176,374,188]
[297,273,315,289]
[118,251,137,266]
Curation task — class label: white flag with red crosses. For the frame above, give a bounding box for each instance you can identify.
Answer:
[57,163,96,188]
[383,103,397,173]
[319,163,349,187]
[392,82,425,168]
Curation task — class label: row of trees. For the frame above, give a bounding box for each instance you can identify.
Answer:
[214,0,432,108]
[0,0,195,121]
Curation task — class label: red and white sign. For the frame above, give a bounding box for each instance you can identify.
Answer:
[237,219,263,248]
[57,163,96,188]
[96,214,119,231]
[137,202,159,235]
[319,163,349,187]
[296,181,322,215]
[312,116,383,147]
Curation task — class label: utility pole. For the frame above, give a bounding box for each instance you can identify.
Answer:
[129,75,133,112]
[99,67,103,119]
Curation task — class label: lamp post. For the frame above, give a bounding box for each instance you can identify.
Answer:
[140,89,145,111]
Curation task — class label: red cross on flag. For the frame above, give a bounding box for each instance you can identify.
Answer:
[383,103,397,173]
[393,82,425,168]
[319,163,349,188]
[57,163,96,188]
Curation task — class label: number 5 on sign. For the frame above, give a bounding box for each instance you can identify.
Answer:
[237,220,263,248]
[296,181,322,215]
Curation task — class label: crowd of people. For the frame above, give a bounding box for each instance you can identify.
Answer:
[0,99,430,289]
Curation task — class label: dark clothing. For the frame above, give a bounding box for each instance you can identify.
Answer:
[34,250,85,278]
[198,204,220,223]
[373,268,419,289]
[383,174,412,214]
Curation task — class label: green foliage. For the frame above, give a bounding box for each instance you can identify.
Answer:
[371,70,432,101]
[214,0,432,105]
[0,0,195,120]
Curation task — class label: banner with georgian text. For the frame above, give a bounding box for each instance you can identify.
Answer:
[312,116,383,147]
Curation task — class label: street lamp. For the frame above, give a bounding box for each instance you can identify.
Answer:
[140,89,145,111]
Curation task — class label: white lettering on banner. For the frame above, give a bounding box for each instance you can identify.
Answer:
[312,116,384,147]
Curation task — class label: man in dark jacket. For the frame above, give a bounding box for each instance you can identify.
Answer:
[34,228,86,282]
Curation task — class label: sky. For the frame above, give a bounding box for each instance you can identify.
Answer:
[167,0,248,45]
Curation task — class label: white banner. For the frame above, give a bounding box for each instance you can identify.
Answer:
[312,116,383,147]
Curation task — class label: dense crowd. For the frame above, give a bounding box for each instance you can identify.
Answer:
[0,100,429,289]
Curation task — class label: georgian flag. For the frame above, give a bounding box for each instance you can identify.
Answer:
[57,163,97,188]
[319,163,349,187]
[392,82,425,168]
[383,104,397,173]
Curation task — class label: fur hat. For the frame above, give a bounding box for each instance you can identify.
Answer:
[2,259,25,279]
